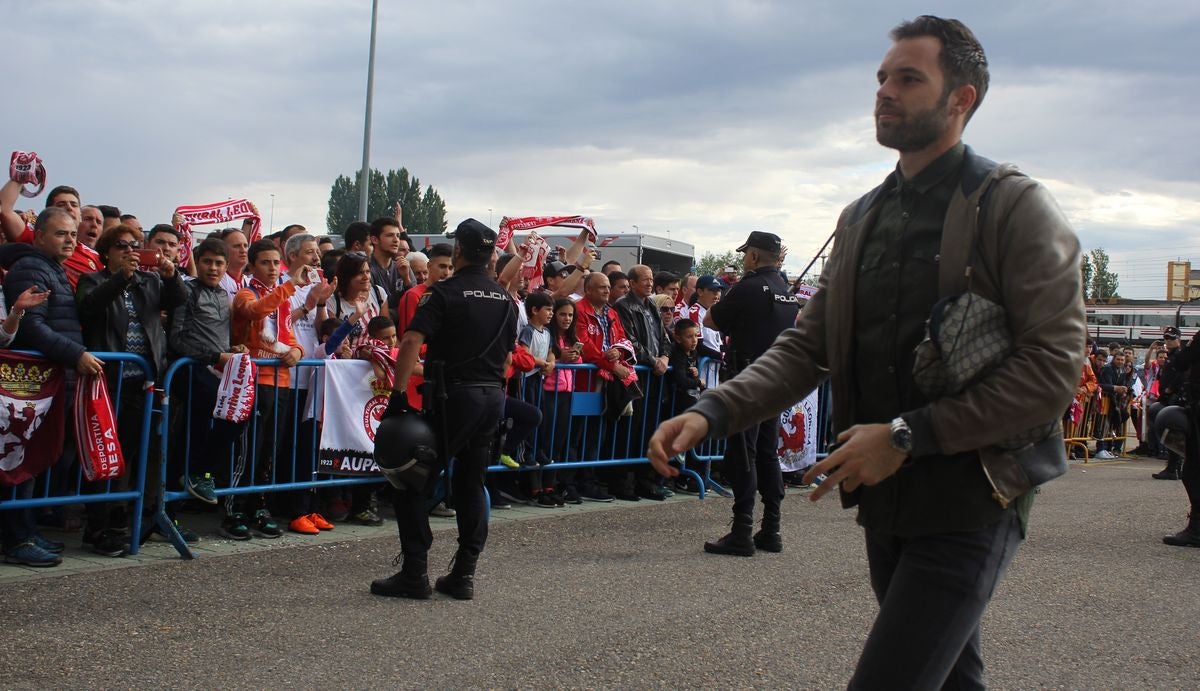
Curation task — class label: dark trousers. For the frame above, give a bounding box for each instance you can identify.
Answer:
[227,384,292,516]
[391,385,502,560]
[181,367,249,482]
[535,387,574,491]
[723,417,784,517]
[848,512,1023,691]
[1,480,36,549]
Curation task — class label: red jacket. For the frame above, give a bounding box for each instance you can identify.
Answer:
[574,298,631,390]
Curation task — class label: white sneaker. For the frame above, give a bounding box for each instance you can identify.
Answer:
[429,502,456,518]
[1095,450,1115,459]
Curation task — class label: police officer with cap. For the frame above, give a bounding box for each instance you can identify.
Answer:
[701,230,799,556]
[371,218,516,600]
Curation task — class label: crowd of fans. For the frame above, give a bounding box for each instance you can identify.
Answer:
[1069,334,1181,466]
[0,174,794,569]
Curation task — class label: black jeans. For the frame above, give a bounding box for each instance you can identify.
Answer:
[849,511,1023,691]
[391,385,503,560]
[723,417,784,517]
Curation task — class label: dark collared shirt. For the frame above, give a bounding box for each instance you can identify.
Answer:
[849,143,1011,536]
[853,142,962,424]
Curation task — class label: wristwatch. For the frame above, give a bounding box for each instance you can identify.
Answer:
[889,416,913,454]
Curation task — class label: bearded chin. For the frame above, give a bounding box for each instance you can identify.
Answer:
[876,102,951,152]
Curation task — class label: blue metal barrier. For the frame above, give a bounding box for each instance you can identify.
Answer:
[0,351,157,556]
[490,362,706,497]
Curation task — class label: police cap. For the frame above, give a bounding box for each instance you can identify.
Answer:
[1164,326,1181,340]
[448,218,497,262]
[736,230,782,254]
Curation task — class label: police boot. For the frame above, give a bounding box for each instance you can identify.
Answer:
[435,550,477,600]
[753,506,783,553]
[1163,513,1200,548]
[1152,454,1182,480]
[704,513,756,557]
[370,554,433,599]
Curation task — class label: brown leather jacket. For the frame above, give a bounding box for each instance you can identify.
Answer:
[692,146,1086,505]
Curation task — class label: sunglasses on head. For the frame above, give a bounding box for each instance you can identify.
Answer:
[113,240,141,250]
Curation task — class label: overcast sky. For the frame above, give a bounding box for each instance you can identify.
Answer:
[6,1,1196,298]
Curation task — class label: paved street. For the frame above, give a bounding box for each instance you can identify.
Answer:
[1,457,1197,689]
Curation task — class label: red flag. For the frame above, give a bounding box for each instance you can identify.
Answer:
[0,352,65,487]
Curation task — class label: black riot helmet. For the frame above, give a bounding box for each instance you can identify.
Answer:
[373,411,440,491]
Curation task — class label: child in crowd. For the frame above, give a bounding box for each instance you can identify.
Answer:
[517,292,559,504]
[544,297,587,504]
[667,318,706,493]
[356,315,398,390]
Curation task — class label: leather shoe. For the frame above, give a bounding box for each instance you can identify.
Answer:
[371,571,433,599]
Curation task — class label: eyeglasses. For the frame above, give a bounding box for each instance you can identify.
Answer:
[113,240,141,250]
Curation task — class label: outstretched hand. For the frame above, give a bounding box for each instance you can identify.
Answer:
[646,412,709,477]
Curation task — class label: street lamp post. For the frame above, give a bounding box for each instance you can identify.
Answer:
[269,194,275,232]
[489,208,493,226]
[357,0,380,222]
[632,224,639,233]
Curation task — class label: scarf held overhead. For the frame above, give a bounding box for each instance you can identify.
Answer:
[174,198,262,268]
[496,215,596,250]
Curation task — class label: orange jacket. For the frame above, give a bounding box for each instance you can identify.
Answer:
[232,280,300,387]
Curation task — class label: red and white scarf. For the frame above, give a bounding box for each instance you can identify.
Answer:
[174,198,262,268]
[496,215,596,250]
[213,353,257,423]
[248,277,293,357]
[9,151,46,198]
[74,373,125,481]
[355,338,397,390]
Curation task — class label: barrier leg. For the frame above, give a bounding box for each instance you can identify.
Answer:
[678,467,706,500]
[704,462,732,498]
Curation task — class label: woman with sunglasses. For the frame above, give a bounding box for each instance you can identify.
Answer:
[76,222,187,556]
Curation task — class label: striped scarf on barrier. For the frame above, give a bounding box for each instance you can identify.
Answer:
[173,198,262,268]
[213,353,257,423]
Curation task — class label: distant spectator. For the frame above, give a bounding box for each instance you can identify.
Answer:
[653,271,680,303]
[368,216,411,299]
[343,221,372,255]
[600,260,623,276]
[607,270,630,305]
[57,194,103,289]
[1096,351,1133,458]
[216,228,252,303]
[720,264,739,285]
[395,243,452,335]
[328,251,390,351]
[119,214,142,234]
[145,224,182,273]
[317,236,335,255]
[96,205,121,231]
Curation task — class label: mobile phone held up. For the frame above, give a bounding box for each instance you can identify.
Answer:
[136,249,162,270]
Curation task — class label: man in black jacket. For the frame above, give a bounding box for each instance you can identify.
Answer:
[0,207,104,564]
[613,264,672,499]
[76,223,187,554]
[1097,351,1134,458]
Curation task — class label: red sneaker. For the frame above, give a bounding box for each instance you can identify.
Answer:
[308,513,334,530]
[289,515,320,535]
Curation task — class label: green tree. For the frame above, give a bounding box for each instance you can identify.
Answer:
[1080,254,1093,301]
[695,250,740,277]
[326,167,447,235]
[1089,247,1120,301]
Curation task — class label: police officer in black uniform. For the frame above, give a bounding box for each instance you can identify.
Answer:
[702,231,799,556]
[370,218,516,600]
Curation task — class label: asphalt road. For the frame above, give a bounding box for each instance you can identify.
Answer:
[1,457,1196,689]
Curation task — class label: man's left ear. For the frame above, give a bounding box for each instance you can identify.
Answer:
[951,84,978,118]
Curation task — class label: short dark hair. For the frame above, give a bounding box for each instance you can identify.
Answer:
[317,236,334,246]
[45,185,80,208]
[317,317,342,341]
[601,260,622,274]
[147,224,180,243]
[653,271,680,290]
[496,253,518,274]
[369,217,400,239]
[120,214,137,223]
[97,204,121,220]
[343,221,370,248]
[34,206,74,232]
[525,290,554,316]
[321,248,346,277]
[280,224,305,238]
[428,243,453,260]
[674,318,699,337]
[890,16,989,122]
[334,252,370,297]
[215,227,245,241]
[367,315,395,337]
[248,238,280,264]
[95,223,145,263]
[194,237,228,261]
[608,270,629,285]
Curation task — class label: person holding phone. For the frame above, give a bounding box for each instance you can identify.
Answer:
[75,222,187,556]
